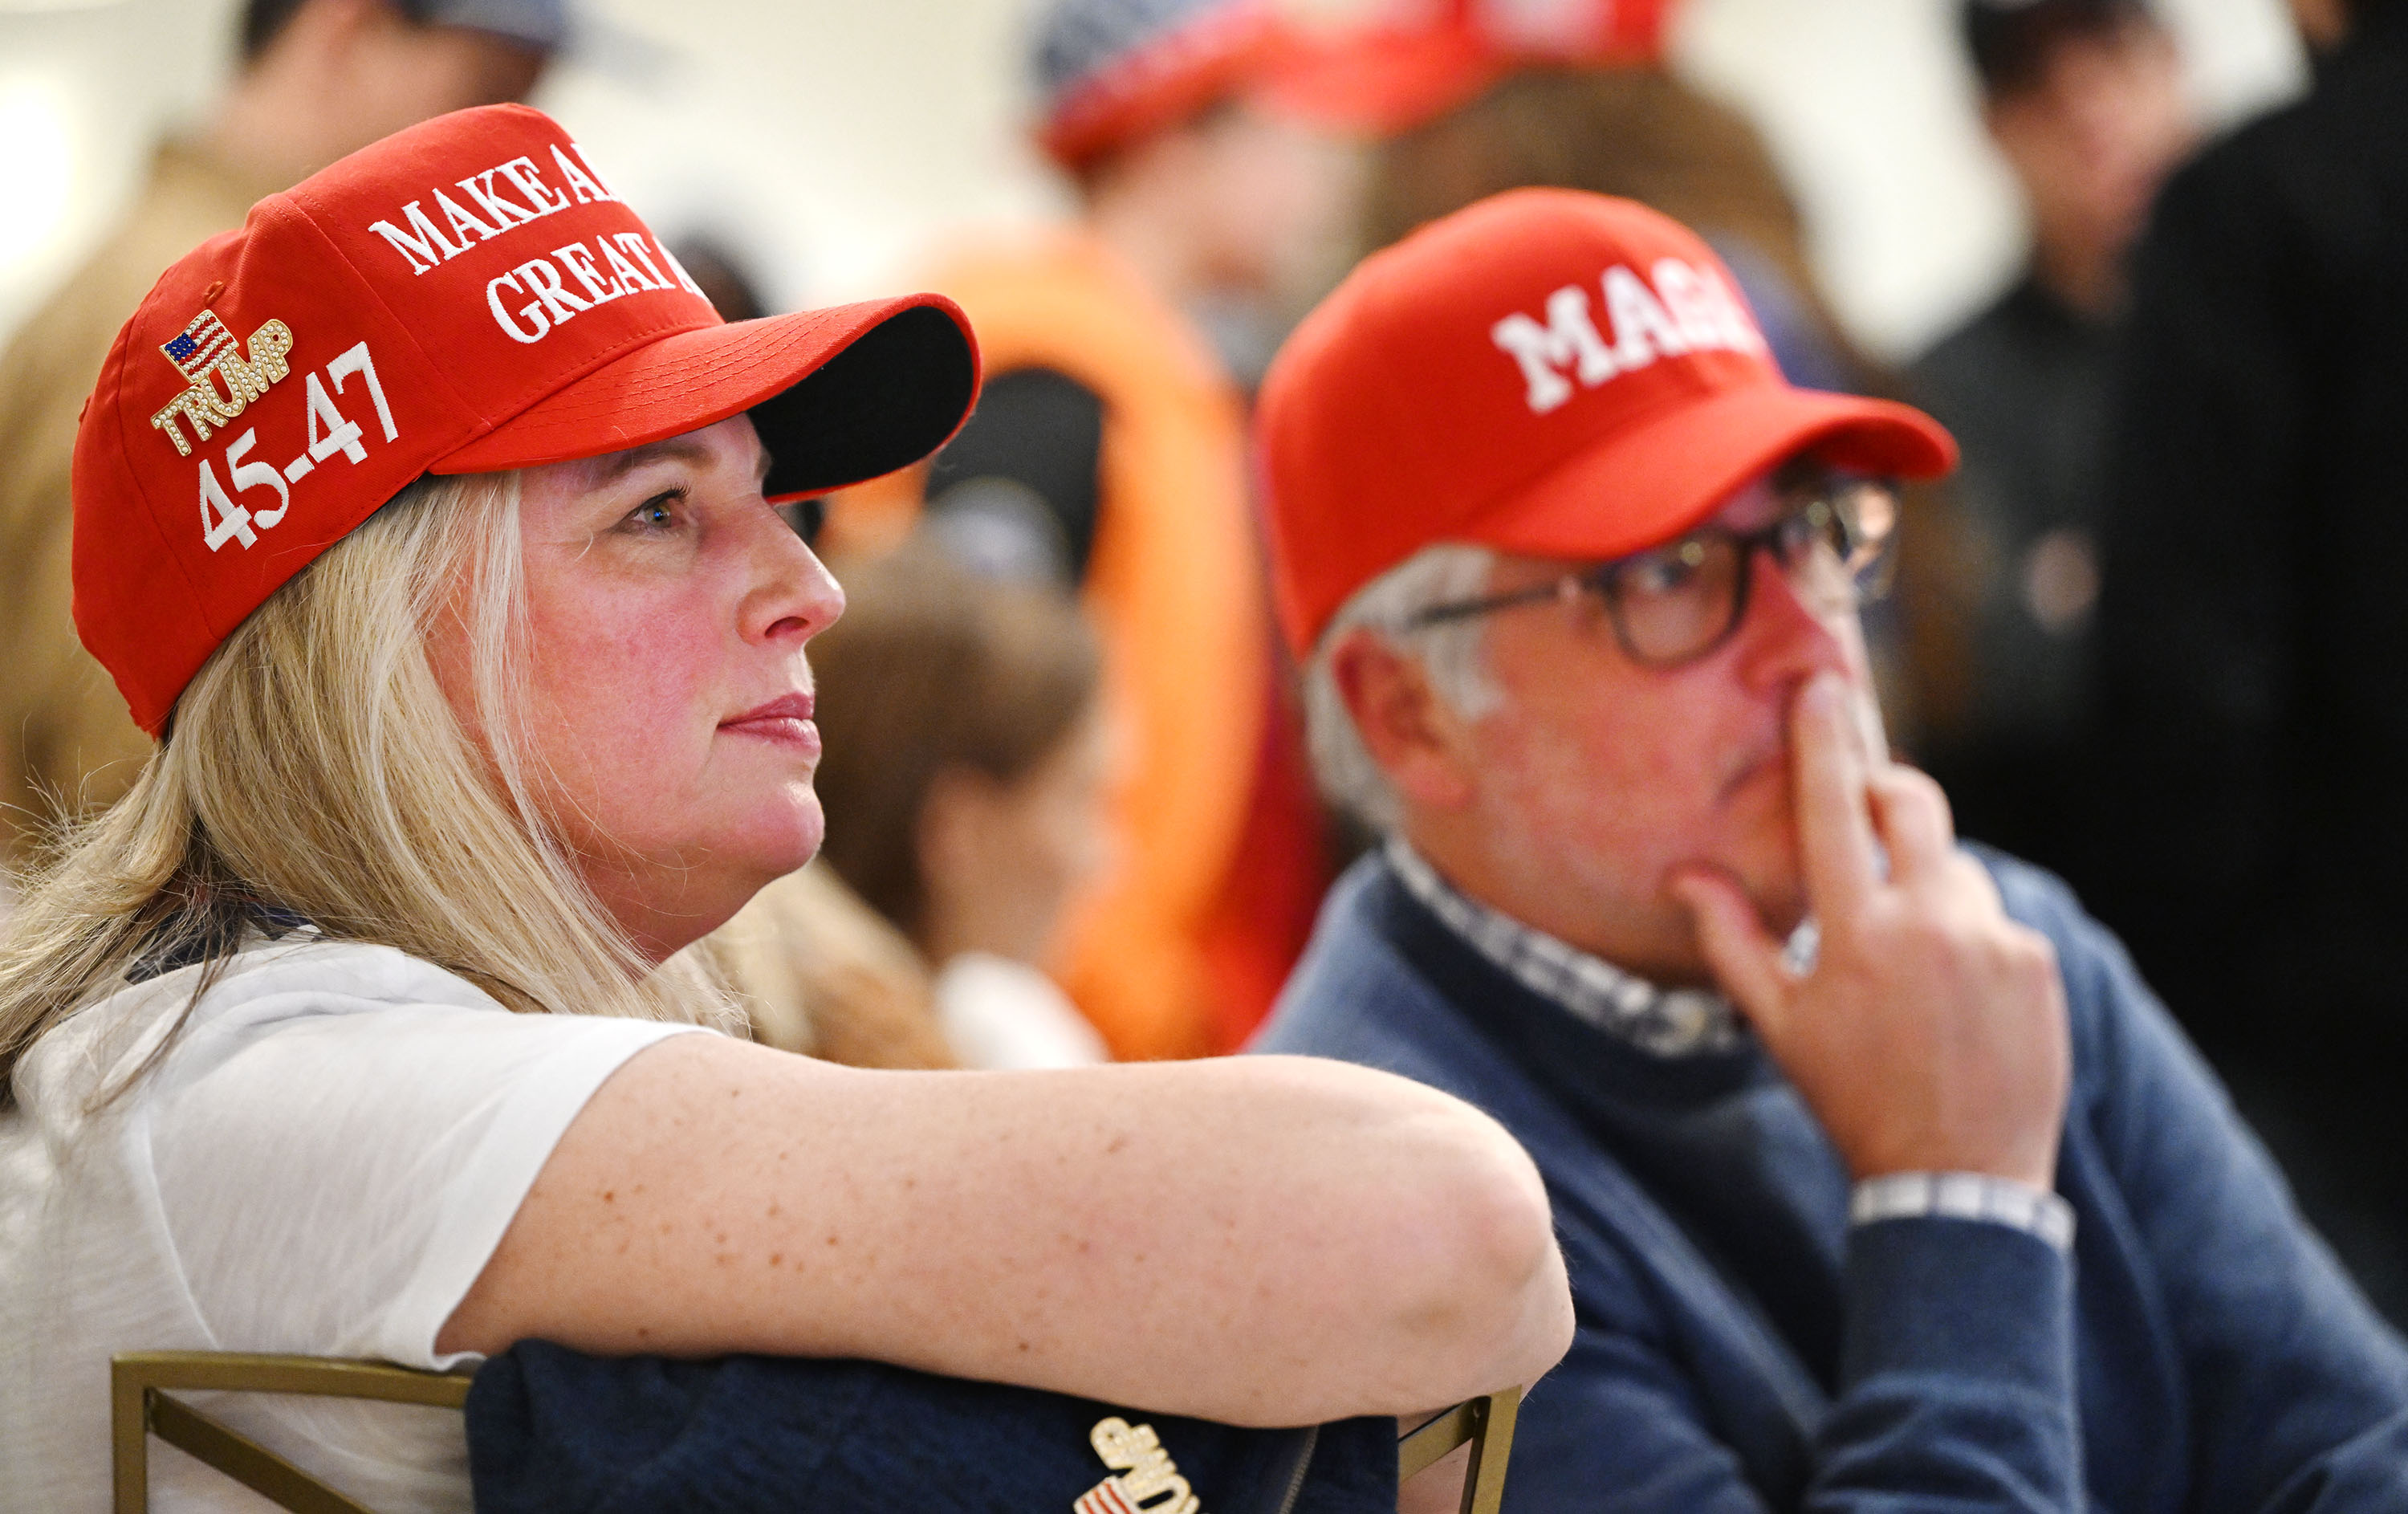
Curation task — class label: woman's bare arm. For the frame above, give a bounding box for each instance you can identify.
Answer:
[438,1036,1573,1426]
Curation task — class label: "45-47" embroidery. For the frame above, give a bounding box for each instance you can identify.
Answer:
[180,323,400,552]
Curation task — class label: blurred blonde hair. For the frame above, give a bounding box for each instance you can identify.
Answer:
[706,862,956,1070]
[0,470,731,1105]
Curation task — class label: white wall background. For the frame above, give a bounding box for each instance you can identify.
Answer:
[0,0,2309,364]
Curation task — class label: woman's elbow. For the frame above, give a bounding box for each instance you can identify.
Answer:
[1349,1103,1573,1410]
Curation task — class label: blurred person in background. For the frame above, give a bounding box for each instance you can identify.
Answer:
[833,0,1356,1060]
[1255,187,2408,1512]
[707,859,962,1071]
[1907,0,2191,879]
[802,543,1114,1069]
[2090,0,2408,1325]
[0,0,555,875]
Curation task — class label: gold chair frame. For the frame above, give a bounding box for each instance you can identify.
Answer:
[112,1352,1521,1514]
[1397,1387,1522,1514]
[111,1353,472,1514]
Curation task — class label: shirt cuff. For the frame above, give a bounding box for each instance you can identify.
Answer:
[1849,1171,2076,1255]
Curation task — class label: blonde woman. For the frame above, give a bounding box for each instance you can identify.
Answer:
[0,105,1571,1509]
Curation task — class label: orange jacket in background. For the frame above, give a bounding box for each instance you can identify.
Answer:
[837,232,1270,1060]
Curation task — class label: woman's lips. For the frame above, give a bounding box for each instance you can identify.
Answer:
[721,693,820,755]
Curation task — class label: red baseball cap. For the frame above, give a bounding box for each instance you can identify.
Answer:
[1269,0,1683,138]
[72,103,979,737]
[1258,187,1955,657]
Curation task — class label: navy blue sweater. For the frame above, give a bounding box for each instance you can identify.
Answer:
[1254,848,2408,1512]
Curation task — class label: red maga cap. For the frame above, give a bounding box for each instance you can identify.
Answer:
[1258,188,1954,656]
[1270,0,1684,137]
[73,103,979,736]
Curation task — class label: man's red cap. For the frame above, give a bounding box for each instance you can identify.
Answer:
[1269,0,1683,138]
[1258,187,1955,657]
[72,103,980,737]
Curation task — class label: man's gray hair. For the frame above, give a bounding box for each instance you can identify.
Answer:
[1303,543,1503,834]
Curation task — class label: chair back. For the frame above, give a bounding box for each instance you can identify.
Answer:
[110,1352,472,1514]
[1399,1386,1523,1514]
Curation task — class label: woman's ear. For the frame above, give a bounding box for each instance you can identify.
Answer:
[1327,628,1480,812]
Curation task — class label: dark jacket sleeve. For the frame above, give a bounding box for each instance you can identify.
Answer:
[1992,857,2408,1513]
[2091,134,2310,996]
[1505,1209,2079,1512]
[1809,1219,2079,1512]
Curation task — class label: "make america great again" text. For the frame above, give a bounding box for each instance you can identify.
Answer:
[362,141,707,345]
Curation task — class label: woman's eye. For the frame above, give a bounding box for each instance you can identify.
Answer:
[624,491,683,532]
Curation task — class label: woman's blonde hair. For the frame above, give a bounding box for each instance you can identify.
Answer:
[0,470,732,1105]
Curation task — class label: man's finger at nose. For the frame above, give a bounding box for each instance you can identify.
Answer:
[1866,767,1955,885]
[1788,673,1881,913]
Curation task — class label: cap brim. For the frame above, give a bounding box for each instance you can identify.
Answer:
[1263,27,1504,136]
[1473,381,1957,562]
[433,296,980,500]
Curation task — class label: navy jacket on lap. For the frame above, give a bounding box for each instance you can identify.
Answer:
[466,1342,1397,1514]
[1252,846,2408,1512]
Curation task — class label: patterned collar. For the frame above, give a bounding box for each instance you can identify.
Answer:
[1383,839,1745,1059]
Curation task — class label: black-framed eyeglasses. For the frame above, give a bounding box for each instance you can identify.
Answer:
[1401,473,1901,668]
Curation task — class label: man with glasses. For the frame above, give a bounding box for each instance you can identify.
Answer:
[1253,189,2408,1511]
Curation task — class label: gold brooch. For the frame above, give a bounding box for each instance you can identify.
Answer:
[1075,1417,1202,1514]
[148,308,295,457]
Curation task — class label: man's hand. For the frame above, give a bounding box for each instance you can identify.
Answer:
[1670,674,2070,1189]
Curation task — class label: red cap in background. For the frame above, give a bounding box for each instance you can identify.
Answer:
[73,103,979,736]
[1270,0,1683,136]
[1257,188,1955,657]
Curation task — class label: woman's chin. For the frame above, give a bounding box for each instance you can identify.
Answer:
[726,792,827,885]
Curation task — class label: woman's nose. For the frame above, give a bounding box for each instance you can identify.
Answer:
[744,510,845,645]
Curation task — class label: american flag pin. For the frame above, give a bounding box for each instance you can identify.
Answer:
[146,307,295,457]
[1073,1478,1141,1514]
[161,310,240,385]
